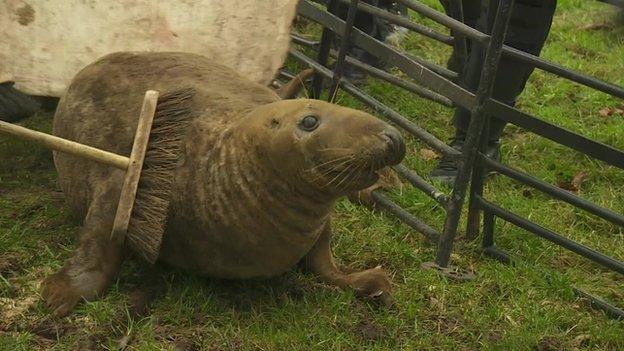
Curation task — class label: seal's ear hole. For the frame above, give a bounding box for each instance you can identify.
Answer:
[298,115,320,132]
[270,119,280,129]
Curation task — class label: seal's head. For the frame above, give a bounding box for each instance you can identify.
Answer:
[242,99,405,196]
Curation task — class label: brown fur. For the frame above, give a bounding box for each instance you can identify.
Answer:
[42,52,405,316]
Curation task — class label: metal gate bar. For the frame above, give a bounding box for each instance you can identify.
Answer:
[335,0,454,44]
[334,52,455,106]
[477,196,624,275]
[481,157,624,228]
[482,100,624,169]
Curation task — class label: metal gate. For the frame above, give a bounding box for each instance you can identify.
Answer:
[284,0,624,318]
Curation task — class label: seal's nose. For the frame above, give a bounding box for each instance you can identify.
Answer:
[382,128,406,165]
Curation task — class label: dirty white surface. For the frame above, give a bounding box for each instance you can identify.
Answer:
[0,0,298,96]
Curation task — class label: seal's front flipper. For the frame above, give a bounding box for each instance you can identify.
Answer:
[41,177,126,316]
[303,222,393,307]
[276,68,315,99]
[348,167,403,208]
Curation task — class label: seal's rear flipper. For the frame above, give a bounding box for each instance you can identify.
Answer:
[41,175,126,316]
[276,68,315,99]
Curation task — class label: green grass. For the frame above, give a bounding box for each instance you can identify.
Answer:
[1,1,623,350]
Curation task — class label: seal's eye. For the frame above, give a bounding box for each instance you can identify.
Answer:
[299,115,320,131]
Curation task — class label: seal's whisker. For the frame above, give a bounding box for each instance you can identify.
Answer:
[336,162,361,190]
[340,163,366,192]
[323,162,356,189]
[333,163,357,189]
[316,156,354,171]
[306,155,356,180]
[321,163,353,188]
[368,158,378,178]
[305,154,354,173]
[309,158,354,181]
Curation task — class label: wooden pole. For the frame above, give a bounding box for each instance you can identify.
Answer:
[0,120,129,170]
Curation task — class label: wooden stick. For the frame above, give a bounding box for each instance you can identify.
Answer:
[110,90,159,241]
[0,120,129,170]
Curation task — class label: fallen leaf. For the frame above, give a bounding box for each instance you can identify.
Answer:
[117,334,131,350]
[578,23,613,31]
[572,334,591,350]
[598,107,613,117]
[419,148,439,161]
[557,171,588,192]
[571,171,588,191]
[428,296,444,311]
[598,106,623,117]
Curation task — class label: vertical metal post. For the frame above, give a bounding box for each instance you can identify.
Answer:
[482,208,495,247]
[328,0,360,101]
[466,118,491,240]
[435,0,515,268]
[312,0,340,98]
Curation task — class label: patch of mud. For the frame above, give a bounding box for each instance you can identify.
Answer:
[356,319,386,341]
[0,295,39,329]
[0,252,27,278]
[29,318,72,341]
[534,336,564,351]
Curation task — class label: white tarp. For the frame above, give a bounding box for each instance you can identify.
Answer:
[0,0,298,96]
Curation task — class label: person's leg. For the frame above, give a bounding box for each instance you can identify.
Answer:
[432,0,557,184]
[441,0,482,74]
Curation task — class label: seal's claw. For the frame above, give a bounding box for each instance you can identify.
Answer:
[371,290,394,307]
[347,266,393,307]
[41,264,108,317]
[41,270,82,317]
[370,289,384,297]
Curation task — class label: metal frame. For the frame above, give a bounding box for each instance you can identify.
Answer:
[288,0,624,319]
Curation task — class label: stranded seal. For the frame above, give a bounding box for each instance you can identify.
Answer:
[42,52,406,316]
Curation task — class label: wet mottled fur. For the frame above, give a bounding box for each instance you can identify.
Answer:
[43,52,405,316]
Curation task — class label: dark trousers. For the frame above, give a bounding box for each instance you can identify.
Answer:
[442,0,557,142]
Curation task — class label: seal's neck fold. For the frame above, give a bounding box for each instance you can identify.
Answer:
[208,132,334,241]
